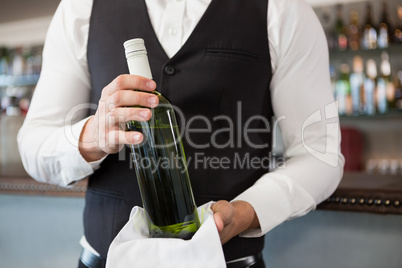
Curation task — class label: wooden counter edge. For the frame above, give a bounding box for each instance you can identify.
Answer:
[318,172,402,215]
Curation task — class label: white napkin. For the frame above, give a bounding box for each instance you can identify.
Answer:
[106,201,226,268]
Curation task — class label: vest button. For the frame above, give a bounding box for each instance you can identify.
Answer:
[164,65,176,75]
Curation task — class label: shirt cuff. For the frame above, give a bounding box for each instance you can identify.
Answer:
[88,155,108,171]
[232,172,316,238]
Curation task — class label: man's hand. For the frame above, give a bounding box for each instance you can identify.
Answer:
[79,74,158,162]
[211,200,260,244]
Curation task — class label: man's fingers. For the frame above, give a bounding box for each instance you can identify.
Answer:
[107,107,152,124]
[124,130,144,145]
[99,130,144,153]
[103,74,157,97]
[105,90,159,110]
[115,130,144,145]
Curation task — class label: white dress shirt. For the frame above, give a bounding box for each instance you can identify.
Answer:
[18,0,344,241]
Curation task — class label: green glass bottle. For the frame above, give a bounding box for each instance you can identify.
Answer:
[123,38,200,239]
[334,4,348,51]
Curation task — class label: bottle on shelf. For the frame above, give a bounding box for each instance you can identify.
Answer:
[362,3,377,50]
[334,4,348,51]
[349,56,365,115]
[335,63,352,115]
[376,53,389,114]
[23,48,34,78]
[10,48,24,78]
[377,52,395,113]
[123,38,200,239]
[348,10,361,51]
[0,47,9,76]
[377,0,392,49]
[393,5,402,43]
[0,47,10,88]
[31,47,43,76]
[364,59,377,115]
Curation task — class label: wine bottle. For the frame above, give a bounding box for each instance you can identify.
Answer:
[365,59,377,115]
[334,5,348,51]
[377,1,392,49]
[0,47,9,77]
[376,58,388,114]
[123,38,200,239]
[349,56,365,115]
[348,10,361,51]
[335,63,351,116]
[377,52,395,113]
[394,6,402,43]
[362,3,377,50]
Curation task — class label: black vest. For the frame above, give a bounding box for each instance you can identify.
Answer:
[86,0,273,262]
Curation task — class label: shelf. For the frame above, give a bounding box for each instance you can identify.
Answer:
[318,172,402,214]
[329,43,402,60]
[339,111,402,121]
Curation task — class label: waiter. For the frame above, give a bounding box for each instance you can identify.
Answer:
[18,0,344,267]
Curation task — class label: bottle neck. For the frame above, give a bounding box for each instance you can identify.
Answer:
[350,13,358,25]
[126,54,153,80]
[365,5,374,25]
[381,2,389,23]
[124,38,153,80]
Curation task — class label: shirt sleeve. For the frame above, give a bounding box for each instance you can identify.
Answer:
[232,0,345,236]
[17,0,98,187]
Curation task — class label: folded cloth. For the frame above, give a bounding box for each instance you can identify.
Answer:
[106,201,226,268]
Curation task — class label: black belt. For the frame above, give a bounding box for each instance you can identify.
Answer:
[80,247,262,268]
[226,253,263,268]
[79,248,106,268]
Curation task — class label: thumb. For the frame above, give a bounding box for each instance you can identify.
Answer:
[213,212,224,232]
[211,201,232,232]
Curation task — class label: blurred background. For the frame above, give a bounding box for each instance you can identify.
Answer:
[1,0,402,267]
